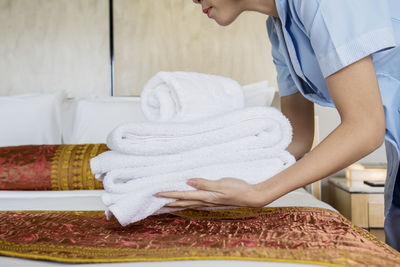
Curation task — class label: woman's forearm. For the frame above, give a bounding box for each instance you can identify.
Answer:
[255,119,385,205]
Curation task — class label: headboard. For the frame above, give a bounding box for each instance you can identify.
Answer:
[0,0,277,97]
[0,0,111,97]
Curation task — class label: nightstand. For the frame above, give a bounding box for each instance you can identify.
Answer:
[327,177,385,242]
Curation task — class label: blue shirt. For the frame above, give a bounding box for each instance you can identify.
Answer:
[267,0,400,212]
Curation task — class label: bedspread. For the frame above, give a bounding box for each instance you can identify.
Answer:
[0,207,399,266]
[0,144,108,190]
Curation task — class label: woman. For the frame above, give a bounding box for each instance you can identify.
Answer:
[155,0,400,250]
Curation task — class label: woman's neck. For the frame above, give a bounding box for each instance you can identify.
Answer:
[243,0,279,17]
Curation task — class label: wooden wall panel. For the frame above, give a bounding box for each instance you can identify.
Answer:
[114,0,278,96]
[0,0,110,97]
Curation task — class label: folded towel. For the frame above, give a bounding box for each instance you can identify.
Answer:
[140,71,244,122]
[106,106,292,156]
[97,149,294,187]
[92,105,295,226]
[91,147,289,180]
[101,152,295,226]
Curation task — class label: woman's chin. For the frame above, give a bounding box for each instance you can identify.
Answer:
[215,20,231,26]
[213,13,241,26]
[214,17,235,26]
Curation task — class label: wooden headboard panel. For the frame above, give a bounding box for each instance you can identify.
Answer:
[0,0,111,97]
[113,0,277,96]
[0,0,277,97]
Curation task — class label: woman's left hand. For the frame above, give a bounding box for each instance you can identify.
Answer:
[154,177,266,208]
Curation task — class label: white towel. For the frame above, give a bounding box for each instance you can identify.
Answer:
[93,148,294,184]
[92,106,295,226]
[140,71,244,122]
[101,152,295,226]
[91,147,289,180]
[106,106,292,156]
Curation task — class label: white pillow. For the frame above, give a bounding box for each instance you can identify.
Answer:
[63,96,147,144]
[243,81,277,107]
[0,92,63,146]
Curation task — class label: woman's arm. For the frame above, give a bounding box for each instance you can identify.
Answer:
[281,92,315,160]
[255,55,385,205]
[156,56,385,209]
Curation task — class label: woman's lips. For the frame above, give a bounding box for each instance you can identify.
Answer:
[202,7,212,17]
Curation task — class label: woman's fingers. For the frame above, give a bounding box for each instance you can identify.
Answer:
[187,178,221,191]
[164,200,218,208]
[154,177,261,207]
[155,189,220,203]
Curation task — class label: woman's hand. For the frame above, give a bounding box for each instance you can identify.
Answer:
[154,177,266,209]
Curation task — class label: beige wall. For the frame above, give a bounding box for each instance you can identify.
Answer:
[0,0,276,97]
[113,0,277,96]
[0,0,111,97]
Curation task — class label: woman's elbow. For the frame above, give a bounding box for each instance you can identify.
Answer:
[371,124,386,150]
[365,119,386,152]
[343,117,385,154]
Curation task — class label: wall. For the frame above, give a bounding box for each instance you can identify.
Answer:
[113,0,278,96]
[0,0,111,97]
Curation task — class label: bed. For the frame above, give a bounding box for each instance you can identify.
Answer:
[0,189,340,267]
[0,92,397,266]
[0,143,399,266]
[0,188,399,266]
[2,186,397,266]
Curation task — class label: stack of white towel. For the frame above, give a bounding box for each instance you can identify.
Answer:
[90,71,295,226]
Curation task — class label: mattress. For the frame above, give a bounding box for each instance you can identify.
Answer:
[0,188,334,211]
[0,188,335,267]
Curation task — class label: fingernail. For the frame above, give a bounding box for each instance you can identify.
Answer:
[187,179,197,186]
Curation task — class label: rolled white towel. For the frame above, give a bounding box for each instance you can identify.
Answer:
[140,71,244,122]
[100,153,295,226]
[106,106,292,156]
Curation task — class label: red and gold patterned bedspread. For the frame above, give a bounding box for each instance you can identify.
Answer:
[0,144,108,190]
[0,207,399,266]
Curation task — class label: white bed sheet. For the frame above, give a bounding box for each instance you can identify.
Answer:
[0,188,334,211]
[0,188,334,267]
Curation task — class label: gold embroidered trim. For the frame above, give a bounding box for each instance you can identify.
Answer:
[0,240,355,267]
[50,144,107,190]
[50,145,63,190]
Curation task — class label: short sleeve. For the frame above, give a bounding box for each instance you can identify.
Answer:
[266,18,299,97]
[292,0,396,78]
